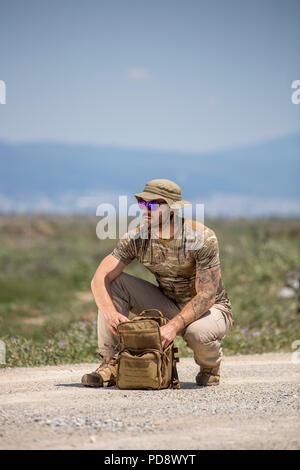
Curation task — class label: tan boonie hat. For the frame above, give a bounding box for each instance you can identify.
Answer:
[134,178,191,210]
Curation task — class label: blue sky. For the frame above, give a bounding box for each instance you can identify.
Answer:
[0,0,299,153]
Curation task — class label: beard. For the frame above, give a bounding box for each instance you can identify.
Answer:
[144,211,174,238]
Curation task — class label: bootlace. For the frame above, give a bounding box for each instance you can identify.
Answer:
[200,367,219,376]
[95,358,117,375]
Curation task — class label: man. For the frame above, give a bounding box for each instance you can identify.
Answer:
[82,179,234,388]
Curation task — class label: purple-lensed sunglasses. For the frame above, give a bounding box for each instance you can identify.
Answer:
[137,199,167,211]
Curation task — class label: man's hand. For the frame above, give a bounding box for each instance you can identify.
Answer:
[105,311,130,336]
[160,322,177,349]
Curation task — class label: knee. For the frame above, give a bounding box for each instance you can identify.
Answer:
[183,322,217,346]
[110,272,128,292]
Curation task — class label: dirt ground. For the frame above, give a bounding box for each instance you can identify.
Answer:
[0,353,299,450]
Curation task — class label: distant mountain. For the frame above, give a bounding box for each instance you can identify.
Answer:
[0,134,299,217]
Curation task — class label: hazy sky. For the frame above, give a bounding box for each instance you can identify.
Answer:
[0,0,299,153]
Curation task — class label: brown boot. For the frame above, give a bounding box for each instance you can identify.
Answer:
[195,364,220,386]
[81,356,118,387]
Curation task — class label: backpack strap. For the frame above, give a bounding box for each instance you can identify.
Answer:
[136,309,167,327]
[137,308,164,318]
[171,346,180,389]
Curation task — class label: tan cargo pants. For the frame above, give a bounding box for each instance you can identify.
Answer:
[97,272,233,369]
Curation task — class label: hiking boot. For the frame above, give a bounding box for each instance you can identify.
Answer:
[81,356,118,387]
[195,365,220,386]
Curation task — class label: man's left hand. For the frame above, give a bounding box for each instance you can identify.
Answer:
[160,322,177,349]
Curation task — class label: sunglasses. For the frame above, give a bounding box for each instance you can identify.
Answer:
[137,199,167,211]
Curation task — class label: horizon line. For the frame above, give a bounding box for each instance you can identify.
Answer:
[0,131,299,158]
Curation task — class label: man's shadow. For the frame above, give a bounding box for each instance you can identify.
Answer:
[56,381,202,390]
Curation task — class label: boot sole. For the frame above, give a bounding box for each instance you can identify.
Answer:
[81,375,115,388]
[196,382,220,387]
[196,378,220,386]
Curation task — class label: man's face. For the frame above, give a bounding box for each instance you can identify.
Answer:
[138,198,172,230]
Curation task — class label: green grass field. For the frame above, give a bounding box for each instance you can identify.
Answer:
[0,215,299,367]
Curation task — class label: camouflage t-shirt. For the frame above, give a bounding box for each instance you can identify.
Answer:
[111,216,232,320]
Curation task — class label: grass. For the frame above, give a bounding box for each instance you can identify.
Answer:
[0,215,299,367]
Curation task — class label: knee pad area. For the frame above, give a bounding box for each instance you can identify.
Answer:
[183,323,221,346]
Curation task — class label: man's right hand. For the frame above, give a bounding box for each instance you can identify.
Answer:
[105,311,130,336]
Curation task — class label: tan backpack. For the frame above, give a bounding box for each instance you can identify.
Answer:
[116,309,180,390]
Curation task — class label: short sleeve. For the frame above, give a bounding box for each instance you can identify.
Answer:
[192,229,220,271]
[111,232,136,265]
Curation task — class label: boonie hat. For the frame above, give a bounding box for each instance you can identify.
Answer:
[134,178,191,210]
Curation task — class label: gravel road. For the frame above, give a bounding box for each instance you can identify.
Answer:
[0,353,299,450]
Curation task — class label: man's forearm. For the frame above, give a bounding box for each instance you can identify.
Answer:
[170,291,216,333]
[170,265,220,333]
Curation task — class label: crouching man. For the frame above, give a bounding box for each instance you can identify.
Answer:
[82,179,234,388]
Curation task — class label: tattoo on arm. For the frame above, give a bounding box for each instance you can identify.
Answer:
[192,303,198,322]
[191,265,220,321]
[173,265,221,331]
[195,264,219,291]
